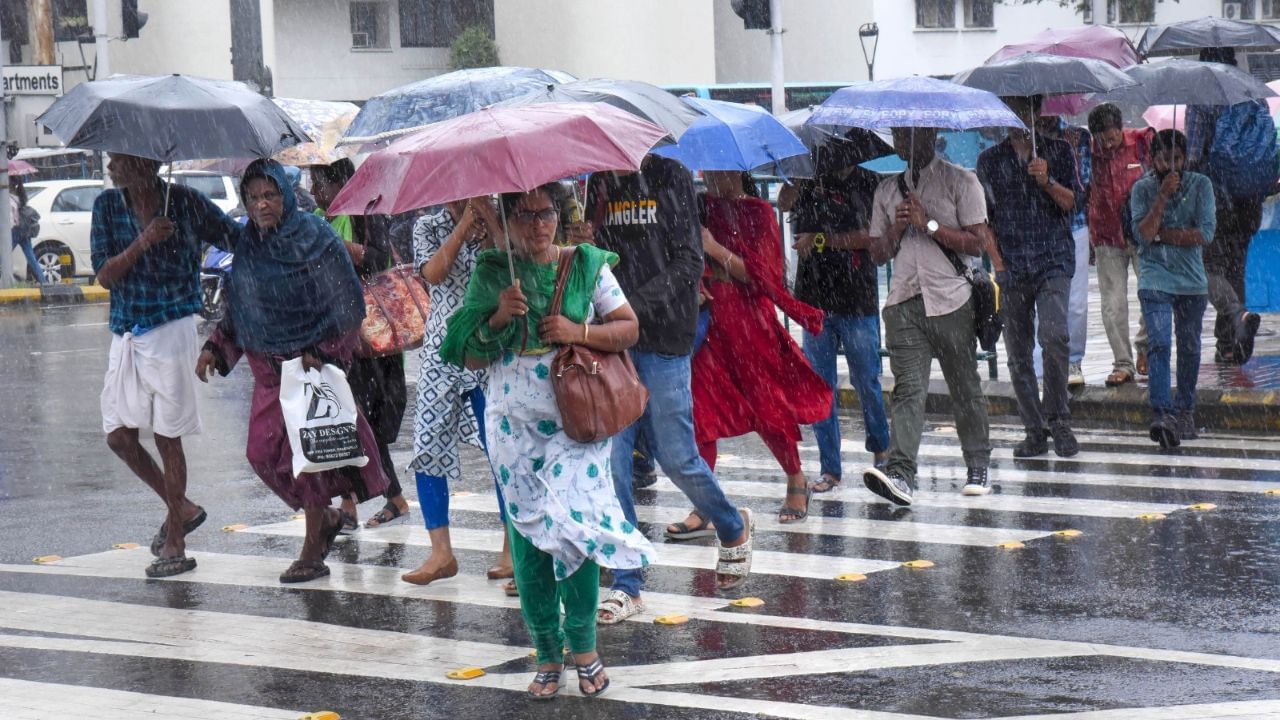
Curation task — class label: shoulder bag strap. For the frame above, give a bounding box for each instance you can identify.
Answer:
[896,172,969,278]
[548,245,577,318]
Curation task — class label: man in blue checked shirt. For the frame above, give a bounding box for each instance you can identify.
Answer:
[977,95,1083,460]
[91,153,240,579]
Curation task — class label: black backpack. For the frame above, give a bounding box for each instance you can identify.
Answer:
[18,205,40,239]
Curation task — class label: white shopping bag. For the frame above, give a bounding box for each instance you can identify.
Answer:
[279,357,369,476]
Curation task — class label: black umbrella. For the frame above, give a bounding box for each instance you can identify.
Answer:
[497,78,703,141]
[1093,59,1276,109]
[36,74,311,162]
[953,52,1137,155]
[778,106,893,168]
[1138,16,1280,57]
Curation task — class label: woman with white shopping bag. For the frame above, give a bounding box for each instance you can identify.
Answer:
[196,159,388,583]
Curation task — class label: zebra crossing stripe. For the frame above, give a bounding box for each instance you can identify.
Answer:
[238,521,904,579]
[988,699,1280,719]
[826,440,1280,472]
[0,678,300,720]
[444,492,1055,547]
[684,470,1186,519]
[916,466,1280,495]
[970,425,1280,453]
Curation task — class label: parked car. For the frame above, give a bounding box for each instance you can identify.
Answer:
[10,172,240,283]
[12,179,104,283]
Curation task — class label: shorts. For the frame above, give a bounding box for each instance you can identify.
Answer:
[101,315,202,438]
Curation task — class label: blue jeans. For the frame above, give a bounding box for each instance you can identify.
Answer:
[1139,289,1207,417]
[12,228,46,283]
[415,387,500,529]
[611,349,743,598]
[802,313,889,478]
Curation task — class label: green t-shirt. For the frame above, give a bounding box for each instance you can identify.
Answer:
[315,209,353,242]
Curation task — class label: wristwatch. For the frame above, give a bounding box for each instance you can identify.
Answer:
[925,219,940,236]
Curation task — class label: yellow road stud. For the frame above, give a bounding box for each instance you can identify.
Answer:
[1053,529,1083,538]
[1137,512,1166,521]
[996,541,1025,550]
[1264,488,1280,496]
[299,713,341,720]
[1186,503,1217,511]
[730,597,764,608]
[902,559,935,569]
[446,667,485,680]
[112,543,139,550]
[221,523,248,532]
[32,555,61,564]
[836,572,867,582]
[654,613,690,625]
[291,514,305,521]
[450,491,474,497]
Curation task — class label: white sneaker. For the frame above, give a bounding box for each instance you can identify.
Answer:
[1068,362,1085,387]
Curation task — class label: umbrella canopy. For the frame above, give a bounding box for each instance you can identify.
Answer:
[8,159,38,176]
[807,76,1025,132]
[987,25,1140,68]
[779,106,892,154]
[340,66,575,145]
[953,52,1137,100]
[651,97,814,179]
[327,102,666,217]
[1094,59,1276,109]
[271,98,360,167]
[1138,16,1280,57]
[498,78,703,140]
[35,74,310,162]
[1144,76,1280,131]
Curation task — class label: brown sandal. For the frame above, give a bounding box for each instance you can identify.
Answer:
[1105,369,1134,387]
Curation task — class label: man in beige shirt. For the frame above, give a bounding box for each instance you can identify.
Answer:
[861,127,994,505]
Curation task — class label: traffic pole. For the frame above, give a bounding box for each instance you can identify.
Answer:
[1,46,13,289]
[769,0,785,116]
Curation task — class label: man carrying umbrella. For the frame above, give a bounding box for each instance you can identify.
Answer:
[92,153,241,577]
[862,127,995,504]
[976,95,1082,458]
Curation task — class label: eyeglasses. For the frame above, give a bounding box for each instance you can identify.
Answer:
[246,190,283,206]
[514,208,558,224]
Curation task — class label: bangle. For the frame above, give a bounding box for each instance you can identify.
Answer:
[583,323,590,344]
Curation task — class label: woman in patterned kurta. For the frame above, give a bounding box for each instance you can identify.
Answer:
[440,184,654,699]
[400,198,513,586]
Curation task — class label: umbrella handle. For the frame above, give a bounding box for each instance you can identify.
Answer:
[496,194,516,286]
[164,165,173,216]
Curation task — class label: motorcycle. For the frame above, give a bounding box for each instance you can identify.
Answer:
[200,245,233,323]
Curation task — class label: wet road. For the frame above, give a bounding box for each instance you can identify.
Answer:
[2,303,1280,719]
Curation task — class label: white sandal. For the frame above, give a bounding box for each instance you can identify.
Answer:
[716,508,754,591]
[596,588,643,625]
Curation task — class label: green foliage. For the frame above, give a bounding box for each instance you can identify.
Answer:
[450,25,500,70]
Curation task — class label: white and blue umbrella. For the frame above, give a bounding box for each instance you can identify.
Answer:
[652,97,814,179]
[807,76,1024,132]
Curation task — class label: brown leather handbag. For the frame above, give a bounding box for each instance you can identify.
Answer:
[547,246,649,443]
[355,224,432,358]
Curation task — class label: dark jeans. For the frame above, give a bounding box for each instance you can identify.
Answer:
[1000,272,1071,433]
[1206,196,1260,355]
[1139,290,1207,418]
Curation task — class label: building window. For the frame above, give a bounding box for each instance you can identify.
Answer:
[400,0,495,48]
[350,1,391,49]
[53,0,88,42]
[1260,0,1280,19]
[1114,0,1156,24]
[916,0,955,28]
[964,0,994,27]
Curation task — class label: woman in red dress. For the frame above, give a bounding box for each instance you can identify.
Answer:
[687,171,832,524]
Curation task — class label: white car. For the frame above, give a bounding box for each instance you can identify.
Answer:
[11,173,239,283]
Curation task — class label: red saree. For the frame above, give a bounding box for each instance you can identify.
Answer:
[692,196,832,455]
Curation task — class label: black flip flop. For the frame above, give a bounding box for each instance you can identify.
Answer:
[365,502,409,529]
[778,485,811,524]
[576,657,610,698]
[145,555,197,578]
[150,507,208,557]
[321,510,352,559]
[664,510,715,540]
[280,559,330,583]
[527,670,562,701]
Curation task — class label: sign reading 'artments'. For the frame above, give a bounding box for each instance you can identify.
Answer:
[3,66,63,95]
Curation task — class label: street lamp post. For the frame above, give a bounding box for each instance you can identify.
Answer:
[1,47,12,289]
[769,0,785,116]
[859,23,880,81]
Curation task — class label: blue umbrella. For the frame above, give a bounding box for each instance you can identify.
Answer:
[860,128,1007,173]
[341,66,575,145]
[652,97,814,179]
[806,76,1024,132]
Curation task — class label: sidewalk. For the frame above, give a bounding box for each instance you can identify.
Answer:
[826,273,1280,433]
[0,284,109,305]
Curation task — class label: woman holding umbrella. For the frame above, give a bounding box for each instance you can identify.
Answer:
[196,159,387,583]
[441,183,653,699]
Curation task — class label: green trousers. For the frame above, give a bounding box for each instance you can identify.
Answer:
[507,522,599,664]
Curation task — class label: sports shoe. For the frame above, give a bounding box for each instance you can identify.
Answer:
[1050,424,1079,458]
[1068,362,1085,387]
[961,466,990,496]
[1176,411,1199,441]
[862,466,913,506]
[1237,312,1262,364]
[1013,429,1049,458]
[1150,413,1180,449]
[632,469,658,490]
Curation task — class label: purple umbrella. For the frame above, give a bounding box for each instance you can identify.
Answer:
[987,25,1139,116]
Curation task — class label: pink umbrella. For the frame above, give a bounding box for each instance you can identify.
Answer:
[328,102,666,216]
[989,25,1140,116]
[8,159,38,176]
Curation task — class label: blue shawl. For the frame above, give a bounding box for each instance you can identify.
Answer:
[227,159,365,355]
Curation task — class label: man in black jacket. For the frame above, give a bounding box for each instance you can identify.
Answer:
[572,156,752,623]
